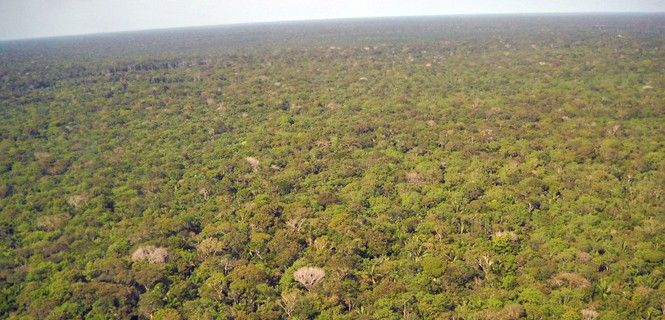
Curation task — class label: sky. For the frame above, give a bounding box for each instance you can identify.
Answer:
[1,0,664,40]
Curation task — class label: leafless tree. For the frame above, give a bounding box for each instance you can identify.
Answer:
[245,157,260,172]
[581,308,599,320]
[277,290,299,318]
[478,255,494,278]
[286,217,306,231]
[198,187,209,200]
[293,266,325,291]
[131,245,169,263]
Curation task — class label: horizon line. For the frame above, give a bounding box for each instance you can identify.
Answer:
[2,11,664,42]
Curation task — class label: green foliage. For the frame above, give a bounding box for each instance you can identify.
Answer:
[1,14,665,319]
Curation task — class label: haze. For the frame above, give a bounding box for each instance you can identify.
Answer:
[1,0,664,40]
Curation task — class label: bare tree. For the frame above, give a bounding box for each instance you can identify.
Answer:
[581,308,599,320]
[198,187,209,200]
[245,157,260,172]
[293,266,325,291]
[277,290,299,318]
[552,272,591,289]
[478,255,494,278]
[131,245,169,264]
[286,217,306,231]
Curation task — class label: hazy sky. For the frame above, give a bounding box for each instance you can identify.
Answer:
[1,0,664,40]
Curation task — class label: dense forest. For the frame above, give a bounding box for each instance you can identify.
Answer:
[0,14,664,319]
